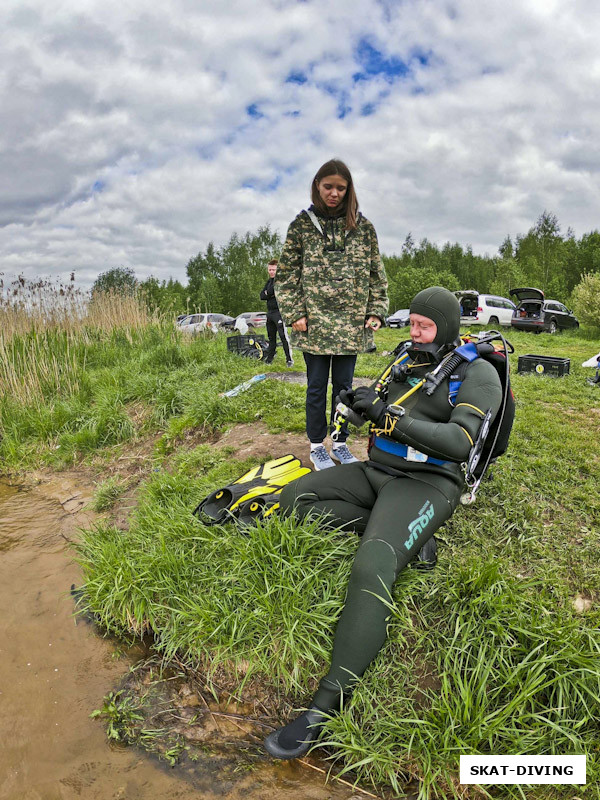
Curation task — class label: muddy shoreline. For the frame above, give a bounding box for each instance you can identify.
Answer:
[1,424,389,800]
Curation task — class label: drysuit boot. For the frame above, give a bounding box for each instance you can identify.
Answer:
[412,535,438,570]
[264,680,340,760]
[263,706,327,759]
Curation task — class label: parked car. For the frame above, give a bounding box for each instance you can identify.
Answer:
[386,309,410,328]
[454,290,516,327]
[177,313,235,333]
[228,311,268,331]
[509,288,579,334]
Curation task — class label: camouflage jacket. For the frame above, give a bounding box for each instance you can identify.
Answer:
[275,208,389,355]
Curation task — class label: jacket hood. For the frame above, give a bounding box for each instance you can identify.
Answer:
[308,203,347,220]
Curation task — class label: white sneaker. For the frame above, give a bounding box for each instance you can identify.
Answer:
[309,445,336,470]
[331,444,359,465]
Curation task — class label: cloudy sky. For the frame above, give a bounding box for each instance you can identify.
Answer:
[2,0,600,289]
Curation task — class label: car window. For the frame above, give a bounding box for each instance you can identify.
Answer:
[556,303,568,313]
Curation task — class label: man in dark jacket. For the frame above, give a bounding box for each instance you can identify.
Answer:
[260,259,293,366]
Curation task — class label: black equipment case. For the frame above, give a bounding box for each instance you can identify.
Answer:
[517,354,570,377]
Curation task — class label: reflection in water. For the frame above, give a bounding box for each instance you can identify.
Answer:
[0,482,364,800]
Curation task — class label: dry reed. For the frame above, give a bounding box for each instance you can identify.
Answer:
[0,274,159,338]
[0,274,162,405]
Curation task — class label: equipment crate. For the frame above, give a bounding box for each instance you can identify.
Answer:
[517,354,570,377]
[226,334,268,358]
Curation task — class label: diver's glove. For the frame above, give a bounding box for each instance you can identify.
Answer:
[337,388,356,407]
[351,386,388,426]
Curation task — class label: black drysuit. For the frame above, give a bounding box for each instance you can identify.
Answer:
[279,350,503,709]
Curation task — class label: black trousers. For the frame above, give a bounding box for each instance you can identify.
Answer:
[264,312,292,362]
[302,353,357,444]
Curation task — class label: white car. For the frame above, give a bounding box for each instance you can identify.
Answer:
[177,313,235,333]
[454,291,516,327]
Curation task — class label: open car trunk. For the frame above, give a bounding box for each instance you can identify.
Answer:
[515,300,543,319]
[455,291,478,318]
[460,297,478,317]
[510,287,544,320]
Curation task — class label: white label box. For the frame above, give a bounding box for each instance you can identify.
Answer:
[460,755,586,785]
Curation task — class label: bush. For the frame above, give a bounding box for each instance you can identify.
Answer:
[571,272,600,329]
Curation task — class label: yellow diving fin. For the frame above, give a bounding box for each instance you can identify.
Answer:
[193,455,309,525]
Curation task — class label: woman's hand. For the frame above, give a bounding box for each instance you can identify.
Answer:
[293,316,308,332]
[365,315,382,331]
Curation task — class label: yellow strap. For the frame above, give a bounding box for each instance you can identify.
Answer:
[389,379,424,408]
[373,414,398,436]
[456,402,485,417]
[460,426,474,446]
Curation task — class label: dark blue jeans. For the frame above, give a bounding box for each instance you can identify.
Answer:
[303,353,357,444]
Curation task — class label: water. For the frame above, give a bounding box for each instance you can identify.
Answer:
[0,480,367,800]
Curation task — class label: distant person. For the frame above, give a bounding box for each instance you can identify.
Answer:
[587,353,600,386]
[275,158,388,470]
[260,259,293,367]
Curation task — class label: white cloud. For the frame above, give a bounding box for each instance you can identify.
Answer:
[1,0,600,291]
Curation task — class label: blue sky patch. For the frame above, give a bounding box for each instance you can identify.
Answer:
[286,70,308,84]
[353,39,409,82]
[242,175,281,193]
[92,180,105,193]
[246,103,265,119]
[353,39,431,84]
[320,82,351,119]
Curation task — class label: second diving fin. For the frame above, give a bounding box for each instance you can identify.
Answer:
[236,463,311,527]
[193,454,309,525]
[237,495,281,527]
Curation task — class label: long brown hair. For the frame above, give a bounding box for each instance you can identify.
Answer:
[310,159,359,230]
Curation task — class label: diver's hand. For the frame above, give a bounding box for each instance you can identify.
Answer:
[351,386,387,426]
[365,315,382,331]
[337,388,356,407]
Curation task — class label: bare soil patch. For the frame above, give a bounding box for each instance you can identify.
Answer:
[216,421,369,466]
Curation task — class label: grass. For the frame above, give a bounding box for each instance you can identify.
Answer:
[92,475,132,512]
[2,299,600,798]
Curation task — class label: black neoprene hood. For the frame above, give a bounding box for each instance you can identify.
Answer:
[409,286,460,345]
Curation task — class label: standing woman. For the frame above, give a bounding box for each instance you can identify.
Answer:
[275,159,389,470]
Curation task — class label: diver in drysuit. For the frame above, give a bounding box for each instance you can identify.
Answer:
[264,286,503,759]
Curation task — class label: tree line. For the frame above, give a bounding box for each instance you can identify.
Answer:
[92,211,600,328]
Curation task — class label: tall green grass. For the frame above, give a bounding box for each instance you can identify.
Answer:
[0,322,307,470]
